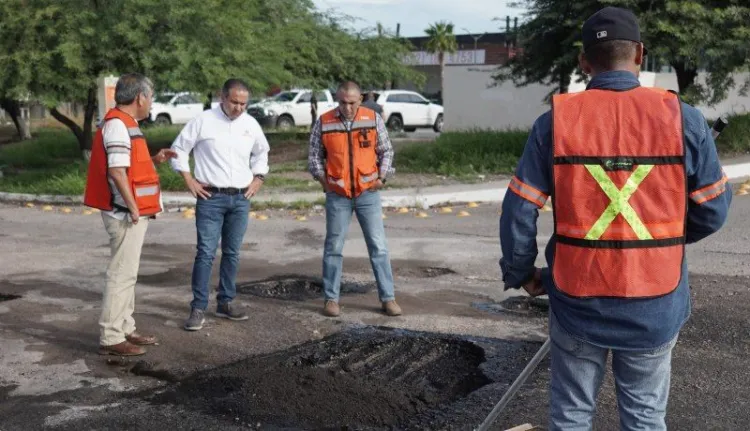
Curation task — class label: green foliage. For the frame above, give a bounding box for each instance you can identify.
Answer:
[424,21,458,57]
[397,130,529,176]
[3,123,750,195]
[494,1,596,100]
[496,0,750,105]
[0,0,423,151]
[712,113,750,154]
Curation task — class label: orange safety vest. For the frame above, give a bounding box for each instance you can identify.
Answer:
[551,86,687,298]
[83,108,162,216]
[320,107,380,198]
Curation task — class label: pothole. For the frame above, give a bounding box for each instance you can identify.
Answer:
[236,275,374,301]
[395,266,458,278]
[106,358,180,382]
[0,293,21,302]
[472,296,549,317]
[418,266,457,277]
[152,327,492,429]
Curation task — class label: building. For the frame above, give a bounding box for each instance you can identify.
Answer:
[401,32,517,100]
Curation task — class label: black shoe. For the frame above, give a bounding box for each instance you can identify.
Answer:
[216,302,248,321]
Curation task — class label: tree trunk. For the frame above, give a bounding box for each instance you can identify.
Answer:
[0,98,31,140]
[82,87,97,160]
[439,51,445,101]
[560,67,572,95]
[672,61,698,94]
[49,87,97,160]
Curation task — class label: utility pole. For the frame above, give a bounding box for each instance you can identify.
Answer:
[390,23,401,90]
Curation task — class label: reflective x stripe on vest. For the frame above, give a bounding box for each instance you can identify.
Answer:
[584,164,653,240]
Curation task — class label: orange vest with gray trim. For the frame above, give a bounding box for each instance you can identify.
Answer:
[550,86,687,298]
[83,108,162,216]
[320,107,380,198]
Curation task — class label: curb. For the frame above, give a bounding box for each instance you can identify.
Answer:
[3,163,750,209]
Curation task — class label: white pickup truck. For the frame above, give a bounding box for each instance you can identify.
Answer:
[149,92,205,125]
[247,89,336,130]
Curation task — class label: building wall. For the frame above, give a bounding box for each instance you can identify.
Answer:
[444,67,750,131]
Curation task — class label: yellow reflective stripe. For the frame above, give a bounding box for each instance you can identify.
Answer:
[360,173,379,183]
[584,165,654,240]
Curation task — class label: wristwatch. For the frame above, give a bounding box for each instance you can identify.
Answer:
[379,177,387,184]
[254,174,266,182]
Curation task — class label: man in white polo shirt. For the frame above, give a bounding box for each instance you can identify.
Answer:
[170,78,270,331]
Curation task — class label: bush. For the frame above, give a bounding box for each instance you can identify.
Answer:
[397,129,529,176]
[711,113,750,155]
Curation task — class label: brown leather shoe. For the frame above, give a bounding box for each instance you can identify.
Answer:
[382,300,402,316]
[125,332,158,346]
[323,300,340,317]
[98,341,146,356]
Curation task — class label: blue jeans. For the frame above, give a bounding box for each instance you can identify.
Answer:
[190,192,250,311]
[323,190,395,302]
[549,311,677,431]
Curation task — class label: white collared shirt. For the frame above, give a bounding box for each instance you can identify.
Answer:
[170,106,270,188]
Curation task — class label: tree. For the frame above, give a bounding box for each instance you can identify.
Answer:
[424,21,458,98]
[492,1,591,100]
[612,0,750,105]
[272,10,423,91]
[0,99,31,141]
[494,0,750,104]
[0,0,422,155]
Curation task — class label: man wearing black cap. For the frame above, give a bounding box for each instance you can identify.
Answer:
[499,6,731,430]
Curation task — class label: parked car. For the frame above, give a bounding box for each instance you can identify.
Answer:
[247,89,336,129]
[370,90,444,133]
[149,92,204,126]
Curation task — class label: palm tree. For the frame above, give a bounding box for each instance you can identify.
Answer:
[424,21,458,100]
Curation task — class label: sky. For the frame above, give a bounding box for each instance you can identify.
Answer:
[312,0,526,39]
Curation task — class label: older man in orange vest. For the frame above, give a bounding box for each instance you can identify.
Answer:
[84,73,175,356]
[308,80,401,318]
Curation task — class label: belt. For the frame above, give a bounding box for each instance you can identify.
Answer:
[204,186,247,195]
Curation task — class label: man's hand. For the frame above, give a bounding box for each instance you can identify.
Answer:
[187,177,211,199]
[372,179,385,190]
[522,268,545,297]
[151,149,178,164]
[318,177,330,193]
[128,206,140,224]
[244,177,264,199]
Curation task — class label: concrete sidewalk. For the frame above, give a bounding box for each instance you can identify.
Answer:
[2,158,750,209]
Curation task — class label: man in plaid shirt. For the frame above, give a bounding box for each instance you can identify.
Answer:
[308,81,401,318]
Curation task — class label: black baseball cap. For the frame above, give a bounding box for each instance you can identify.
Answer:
[582,7,647,55]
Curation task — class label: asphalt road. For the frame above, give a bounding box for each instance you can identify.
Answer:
[0,189,748,430]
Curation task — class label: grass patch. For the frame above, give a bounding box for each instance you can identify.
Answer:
[272,160,308,173]
[263,176,318,192]
[3,116,750,196]
[711,113,750,155]
[0,162,88,195]
[0,126,313,195]
[397,129,528,176]
[252,198,326,211]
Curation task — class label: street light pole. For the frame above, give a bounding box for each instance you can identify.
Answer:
[461,28,486,64]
